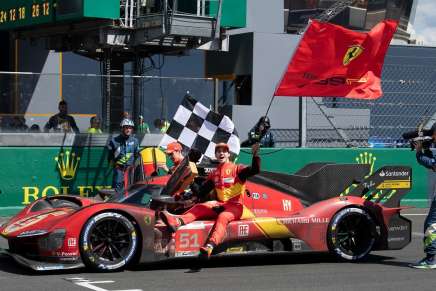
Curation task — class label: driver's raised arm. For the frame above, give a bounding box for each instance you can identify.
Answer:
[237,143,261,181]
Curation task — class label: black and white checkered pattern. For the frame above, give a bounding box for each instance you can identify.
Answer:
[159,95,240,159]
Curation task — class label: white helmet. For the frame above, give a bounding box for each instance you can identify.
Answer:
[120,119,134,127]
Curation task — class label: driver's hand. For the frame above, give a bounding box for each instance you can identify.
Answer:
[252,142,260,157]
[160,164,170,172]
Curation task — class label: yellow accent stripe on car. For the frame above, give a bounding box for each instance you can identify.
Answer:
[253,217,294,239]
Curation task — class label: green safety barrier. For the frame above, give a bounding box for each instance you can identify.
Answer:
[0,147,429,216]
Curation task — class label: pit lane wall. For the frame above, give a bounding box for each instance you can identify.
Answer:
[0,135,430,216]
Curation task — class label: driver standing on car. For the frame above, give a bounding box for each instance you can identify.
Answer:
[107,119,140,194]
[160,142,260,258]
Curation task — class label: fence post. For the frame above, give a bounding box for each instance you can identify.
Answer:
[299,96,307,147]
[214,78,219,112]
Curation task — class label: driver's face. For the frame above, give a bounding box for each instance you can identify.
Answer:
[215,148,230,163]
[168,150,182,163]
[122,126,133,136]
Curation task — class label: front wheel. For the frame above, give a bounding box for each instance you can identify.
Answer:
[80,212,138,271]
[327,207,376,261]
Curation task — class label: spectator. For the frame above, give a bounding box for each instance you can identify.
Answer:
[44,100,79,133]
[29,124,41,133]
[87,116,103,134]
[137,115,150,134]
[10,116,28,132]
[123,111,131,119]
[153,118,170,133]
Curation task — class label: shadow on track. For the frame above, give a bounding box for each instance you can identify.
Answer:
[0,251,412,276]
[130,251,411,273]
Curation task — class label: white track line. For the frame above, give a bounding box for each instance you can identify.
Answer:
[404,214,428,216]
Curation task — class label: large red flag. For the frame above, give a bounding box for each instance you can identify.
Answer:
[274,19,398,99]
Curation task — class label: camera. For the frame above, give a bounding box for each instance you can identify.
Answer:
[402,129,434,153]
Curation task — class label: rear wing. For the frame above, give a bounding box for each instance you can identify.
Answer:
[347,166,412,208]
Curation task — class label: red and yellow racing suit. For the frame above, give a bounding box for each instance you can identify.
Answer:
[177,156,260,245]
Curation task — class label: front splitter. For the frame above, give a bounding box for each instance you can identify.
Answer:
[0,248,85,271]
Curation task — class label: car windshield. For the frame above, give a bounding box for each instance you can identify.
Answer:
[108,184,163,207]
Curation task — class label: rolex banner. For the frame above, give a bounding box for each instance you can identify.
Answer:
[274,19,398,100]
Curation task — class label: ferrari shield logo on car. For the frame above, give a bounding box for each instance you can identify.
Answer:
[343,45,364,66]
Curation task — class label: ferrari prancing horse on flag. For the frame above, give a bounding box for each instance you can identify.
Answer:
[0,160,412,272]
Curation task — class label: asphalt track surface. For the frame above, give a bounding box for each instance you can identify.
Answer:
[0,209,434,291]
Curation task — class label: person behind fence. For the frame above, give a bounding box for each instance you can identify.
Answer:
[153,118,170,134]
[247,116,274,147]
[137,115,150,134]
[410,127,436,269]
[107,119,140,193]
[160,142,260,259]
[87,116,103,134]
[44,100,80,133]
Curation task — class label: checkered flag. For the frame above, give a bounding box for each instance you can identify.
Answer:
[159,95,240,159]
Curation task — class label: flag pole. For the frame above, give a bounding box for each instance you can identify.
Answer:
[263,20,311,118]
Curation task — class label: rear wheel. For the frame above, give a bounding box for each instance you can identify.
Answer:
[327,207,376,261]
[80,212,138,271]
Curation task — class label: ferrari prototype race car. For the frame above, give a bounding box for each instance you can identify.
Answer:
[0,159,412,272]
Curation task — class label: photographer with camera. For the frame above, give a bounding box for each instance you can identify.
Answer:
[245,116,275,148]
[407,124,436,268]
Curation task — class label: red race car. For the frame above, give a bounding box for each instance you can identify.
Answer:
[0,161,412,272]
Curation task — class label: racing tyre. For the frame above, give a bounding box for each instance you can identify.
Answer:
[80,212,138,271]
[327,207,376,261]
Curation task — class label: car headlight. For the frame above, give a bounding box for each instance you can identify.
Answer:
[38,229,66,251]
[17,229,49,238]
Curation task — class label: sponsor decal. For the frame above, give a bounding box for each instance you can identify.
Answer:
[278,216,329,225]
[343,45,364,66]
[388,237,405,242]
[204,167,214,174]
[377,180,410,189]
[3,210,67,234]
[56,251,79,257]
[55,150,80,181]
[362,181,376,188]
[67,238,77,247]
[262,193,268,199]
[252,192,260,200]
[341,151,377,196]
[379,170,409,177]
[22,185,112,204]
[144,215,152,225]
[175,251,198,257]
[388,225,408,232]
[282,199,292,211]
[226,246,244,253]
[222,177,235,184]
[253,209,268,215]
[238,224,249,237]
